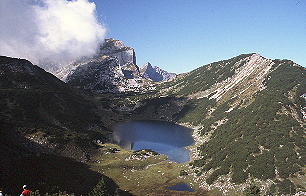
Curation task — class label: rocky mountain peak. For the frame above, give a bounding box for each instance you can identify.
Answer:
[103,38,126,49]
[143,62,153,69]
[99,38,137,66]
[55,38,139,81]
[65,39,153,92]
[140,62,176,82]
[57,38,176,92]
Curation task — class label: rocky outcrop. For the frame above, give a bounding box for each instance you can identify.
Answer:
[65,56,122,92]
[140,62,176,82]
[99,39,141,79]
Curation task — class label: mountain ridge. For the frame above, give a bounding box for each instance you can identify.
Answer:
[0,55,110,159]
[153,53,306,195]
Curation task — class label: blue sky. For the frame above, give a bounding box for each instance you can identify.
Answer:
[94,0,305,73]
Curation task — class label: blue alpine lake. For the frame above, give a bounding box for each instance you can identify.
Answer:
[112,120,194,163]
[167,183,193,192]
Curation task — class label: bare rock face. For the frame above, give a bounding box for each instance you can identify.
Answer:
[65,39,150,93]
[99,39,141,80]
[140,62,176,82]
[204,53,275,105]
[99,38,137,66]
[57,38,176,92]
[65,56,123,92]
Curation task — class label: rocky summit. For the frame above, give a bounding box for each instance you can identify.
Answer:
[140,62,176,82]
[55,39,175,93]
[99,38,137,67]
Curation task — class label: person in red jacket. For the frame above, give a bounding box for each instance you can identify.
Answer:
[21,185,31,196]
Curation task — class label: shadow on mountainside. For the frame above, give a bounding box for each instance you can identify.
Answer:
[132,96,188,122]
[0,123,132,196]
[0,124,98,195]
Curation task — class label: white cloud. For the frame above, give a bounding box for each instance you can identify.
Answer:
[0,0,106,71]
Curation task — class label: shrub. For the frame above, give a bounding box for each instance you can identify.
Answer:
[277,179,296,195]
[244,184,260,196]
[89,179,107,196]
[179,170,188,176]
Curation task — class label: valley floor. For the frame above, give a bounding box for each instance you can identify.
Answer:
[88,143,207,196]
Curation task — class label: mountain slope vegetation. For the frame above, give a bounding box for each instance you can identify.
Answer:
[154,54,306,194]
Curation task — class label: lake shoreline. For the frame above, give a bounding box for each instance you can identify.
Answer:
[112,120,194,163]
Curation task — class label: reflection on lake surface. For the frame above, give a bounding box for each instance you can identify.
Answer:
[112,120,194,163]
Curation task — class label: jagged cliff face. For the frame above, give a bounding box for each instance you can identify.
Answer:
[62,39,152,92]
[140,62,176,82]
[99,39,141,79]
[99,38,137,66]
[65,56,123,92]
[155,53,306,195]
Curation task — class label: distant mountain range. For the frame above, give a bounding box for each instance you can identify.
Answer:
[0,48,305,195]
